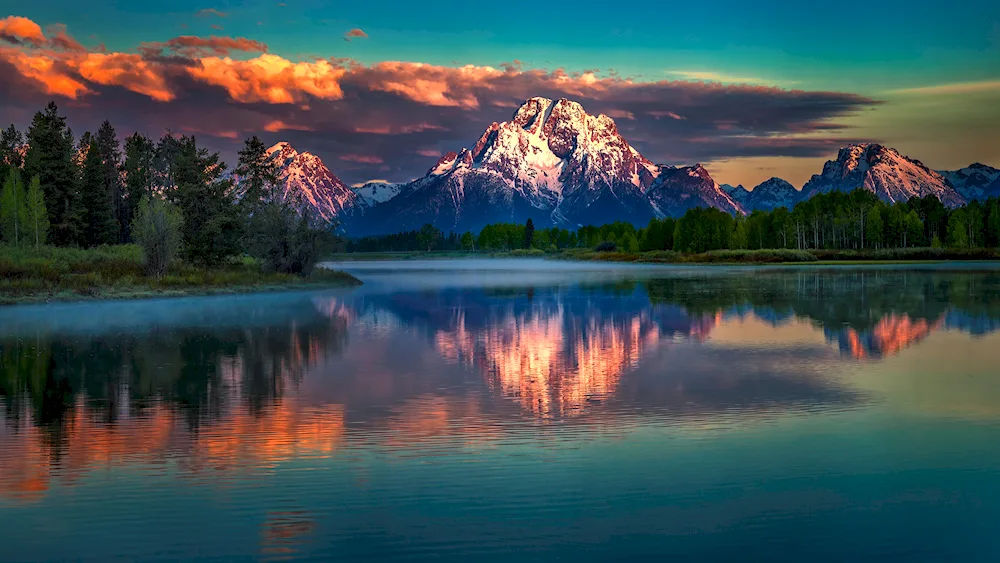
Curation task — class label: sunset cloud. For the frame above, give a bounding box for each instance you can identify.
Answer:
[0,16,879,185]
[0,16,46,46]
[344,28,368,41]
[188,53,346,103]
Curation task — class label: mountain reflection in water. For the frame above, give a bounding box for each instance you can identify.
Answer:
[2,266,1000,561]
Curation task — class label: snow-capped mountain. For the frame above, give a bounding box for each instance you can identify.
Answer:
[939,163,1000,201]
[352,97,748,234]
[801,143,965,207]
[721,184,751,206]
[647,164,744,218]
[743,177,802,211]
[266,142,362,221]
[353,181,403,208]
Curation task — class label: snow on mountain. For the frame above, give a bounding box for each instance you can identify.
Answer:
[721,183,751,206]
[353,181,403,207]
[354,97,662,234]
[743,177,802,211]
[265,142,362,221]
[801,143,965,207]
[646,164,744,218]
[939,163,1000,201]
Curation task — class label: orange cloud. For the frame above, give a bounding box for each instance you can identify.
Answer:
[264,119,314,132]
[341,154,384,164]
[361,62,503,108]
[0,15,46,46]
[75,53,174,101]
[141,35,268,58]
[46,23,86,52]
[0,48,90,98]
[189,53,345,103]
[344,28,367,41]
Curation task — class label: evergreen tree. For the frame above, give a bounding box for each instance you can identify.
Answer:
[123,133,156,241]
[524,218,535,249]
[1,124,23,179]
[165,135,242,264]
[1,168,28,246]
[80,139,119,246]
[95,121,126,241]
[234,135,280,211]
[24,102,82,246]
[24,175,48,249]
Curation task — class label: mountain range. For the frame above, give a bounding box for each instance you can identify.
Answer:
[262,97,999,235]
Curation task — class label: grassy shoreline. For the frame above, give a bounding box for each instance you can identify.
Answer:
[0,245,362,306]
[326,247,1000,265]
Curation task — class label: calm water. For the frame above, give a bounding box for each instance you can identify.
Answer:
[3,259,1000,562]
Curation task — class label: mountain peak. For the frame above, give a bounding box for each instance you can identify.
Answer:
[806,142,964,206]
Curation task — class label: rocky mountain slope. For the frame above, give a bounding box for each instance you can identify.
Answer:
[801,143,965,207]
[939,163,1000,201]
[265,142,362,221]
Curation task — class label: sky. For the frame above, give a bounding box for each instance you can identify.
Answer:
[1,0,998,188]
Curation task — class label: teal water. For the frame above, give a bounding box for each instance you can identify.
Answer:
[2,260,1000,561]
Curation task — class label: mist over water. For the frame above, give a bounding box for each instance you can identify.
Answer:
[3,260,1000,561]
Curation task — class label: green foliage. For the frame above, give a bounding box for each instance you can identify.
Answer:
[24,102,81,246]
[131,195,183,278]
[123,133,156,242]
[235,135,280,212]
[80,138,119,247]
[23,175,48,249]
[162,134,242,265]
[524,218,535,249]
[1,168,29,247]
[418,223,443,251]
[673,207,733,253]
[246,204,333,275]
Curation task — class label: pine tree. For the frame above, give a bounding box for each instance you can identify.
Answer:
[95,121,126,241]
[24,102,82,246]
[123,133,156,241]
[1,168,28,247]
[235,135,280,211]
[524,218,535,249]
[80,139,118,247]
[167,135,242,264]
[24,175,48,249]
[1,124,23,179]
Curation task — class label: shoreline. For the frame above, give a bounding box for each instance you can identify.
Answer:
[0,269,362,307]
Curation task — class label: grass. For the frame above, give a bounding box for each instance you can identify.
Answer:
[556,248,818,264]
[0,244,362,306]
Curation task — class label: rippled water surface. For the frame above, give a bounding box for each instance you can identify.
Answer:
[3,260,1000,561]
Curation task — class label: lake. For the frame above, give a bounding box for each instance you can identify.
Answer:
[3,259,1000,562]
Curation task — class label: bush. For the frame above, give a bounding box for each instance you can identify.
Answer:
[245,203,337,276]
[691,249,818,263]
[594,241,617,252]
[132,195,183,278]
[508,248,545,257]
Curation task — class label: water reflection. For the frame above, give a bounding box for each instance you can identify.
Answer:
[2,267,1000,560]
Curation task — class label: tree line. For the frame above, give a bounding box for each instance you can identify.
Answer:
[348,189,1000,254]
[0,102,336,276]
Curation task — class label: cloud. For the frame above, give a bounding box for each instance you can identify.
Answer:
[341,154,383,164]
[75,52,175,101]
[46,24,86,52]
[344,28,368,41]
[188,53,346,103]
[888,80,1000,96]
[196,8,227,18]
[140,35,268,58]
[211,24,224,31]
[0,17,879,185]
[263,119,314,132]
[0,16,46,46]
